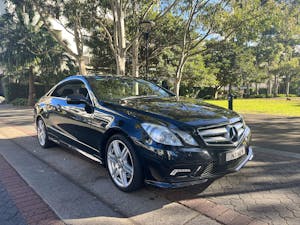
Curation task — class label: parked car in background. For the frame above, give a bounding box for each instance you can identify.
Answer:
[34,75,253,192]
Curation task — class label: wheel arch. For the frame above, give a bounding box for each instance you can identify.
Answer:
[100,127,138,165]
[35,114,47,127]
[35,114,44,126]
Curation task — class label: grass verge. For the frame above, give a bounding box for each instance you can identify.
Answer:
[204,98,300,117]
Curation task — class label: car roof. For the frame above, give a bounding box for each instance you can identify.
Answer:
[68,75,134,79]
[59,74,132,83]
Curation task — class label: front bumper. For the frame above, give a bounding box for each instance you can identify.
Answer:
[138,126,253,188]
[144,147,253,188]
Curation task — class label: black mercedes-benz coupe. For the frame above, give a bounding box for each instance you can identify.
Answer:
[34,75,253,192]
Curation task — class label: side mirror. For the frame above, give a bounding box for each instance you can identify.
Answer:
[66,95,86,105]
[66,95,94,114]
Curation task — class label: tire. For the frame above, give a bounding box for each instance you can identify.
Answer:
[36,118,54,148]
[105,134,144,192]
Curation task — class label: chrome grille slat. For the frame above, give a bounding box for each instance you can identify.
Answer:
[205,136,229,143]
[233,122,243,130]
[199,127,227,137]
[237,129,244,137]
[197,118,245,146]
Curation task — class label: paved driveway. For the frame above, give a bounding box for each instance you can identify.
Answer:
[0,105,299,225]
[245,114,300,154]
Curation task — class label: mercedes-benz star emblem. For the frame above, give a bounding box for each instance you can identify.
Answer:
[225,125,238,141]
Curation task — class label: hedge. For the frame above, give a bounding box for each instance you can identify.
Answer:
[1,77,47,103]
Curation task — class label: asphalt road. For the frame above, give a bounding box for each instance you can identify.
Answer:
[0,105,299,225]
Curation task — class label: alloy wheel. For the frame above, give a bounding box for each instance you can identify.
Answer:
[37,119,46,146]
[107,140,134,188]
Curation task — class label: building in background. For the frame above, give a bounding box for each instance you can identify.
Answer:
[0,0,4,15]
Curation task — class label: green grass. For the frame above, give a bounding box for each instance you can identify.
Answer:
[204,98,300,117]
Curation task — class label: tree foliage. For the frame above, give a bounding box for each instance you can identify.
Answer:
[0,0,299,102]
[0,1,76,105]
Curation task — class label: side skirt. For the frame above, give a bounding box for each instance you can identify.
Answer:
[48,136,104,164]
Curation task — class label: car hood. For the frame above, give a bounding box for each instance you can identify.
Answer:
[104,97,241,128]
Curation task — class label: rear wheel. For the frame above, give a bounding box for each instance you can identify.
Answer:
[37,118,53,148]
[106,134,144,192]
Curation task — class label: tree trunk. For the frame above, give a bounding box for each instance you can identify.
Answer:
[212,86,222,99]
[255,83,259,95]
[273,74,279,96]
[116,54,126,75]
[246,83,250,97]
[132,37,139,78]
[174,78,181,98]
[174,54,187,97]
[112,1,126,75]
[286,75,290,97]
[213,87,220,99]
[214,91,218,99]
[267,77,272,97]
[28,67,36,106]
[78,57,87,75]
[228,83,232,94]
[266,65,272,97]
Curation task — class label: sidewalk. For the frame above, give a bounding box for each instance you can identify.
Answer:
[0,155,64,225]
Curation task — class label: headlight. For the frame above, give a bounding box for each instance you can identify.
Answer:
[141,123,183,146]
[173,130,198,146]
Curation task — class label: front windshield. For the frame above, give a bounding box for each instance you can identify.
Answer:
[88,77,173,102]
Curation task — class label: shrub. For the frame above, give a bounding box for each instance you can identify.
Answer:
[10,98,28,106]
[249,94,265,98]
[277,94,298,98]
[2,79,28,102]
[1,76,48,103]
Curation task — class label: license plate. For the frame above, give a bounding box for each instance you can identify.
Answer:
[226,146,246,162]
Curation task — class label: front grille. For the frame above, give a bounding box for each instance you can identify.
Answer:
[193,154,248,178]
[200,162,217,177]
[197,117,245,146]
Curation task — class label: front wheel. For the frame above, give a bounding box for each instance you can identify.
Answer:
[106,134,144,192]
[37,118,54,148]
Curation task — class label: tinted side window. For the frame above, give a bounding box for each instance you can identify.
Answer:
[51,80,90,101]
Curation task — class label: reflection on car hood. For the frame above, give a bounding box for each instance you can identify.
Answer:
[105,97,240,127]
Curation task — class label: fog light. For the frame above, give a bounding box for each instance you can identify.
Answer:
[170,169,191,176]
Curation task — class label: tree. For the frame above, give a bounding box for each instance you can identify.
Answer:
[273,57,300,96]
[0,1,75,105]
[180,54,218,98]
[87,35,117,74]
[203,41,242,99]
[85,0,179,76]
[273,0,300,96]
[32,0,89,75]
[170,0,277,97]
[252,0,300,96]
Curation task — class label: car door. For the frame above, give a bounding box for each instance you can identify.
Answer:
[48,79,99,156]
